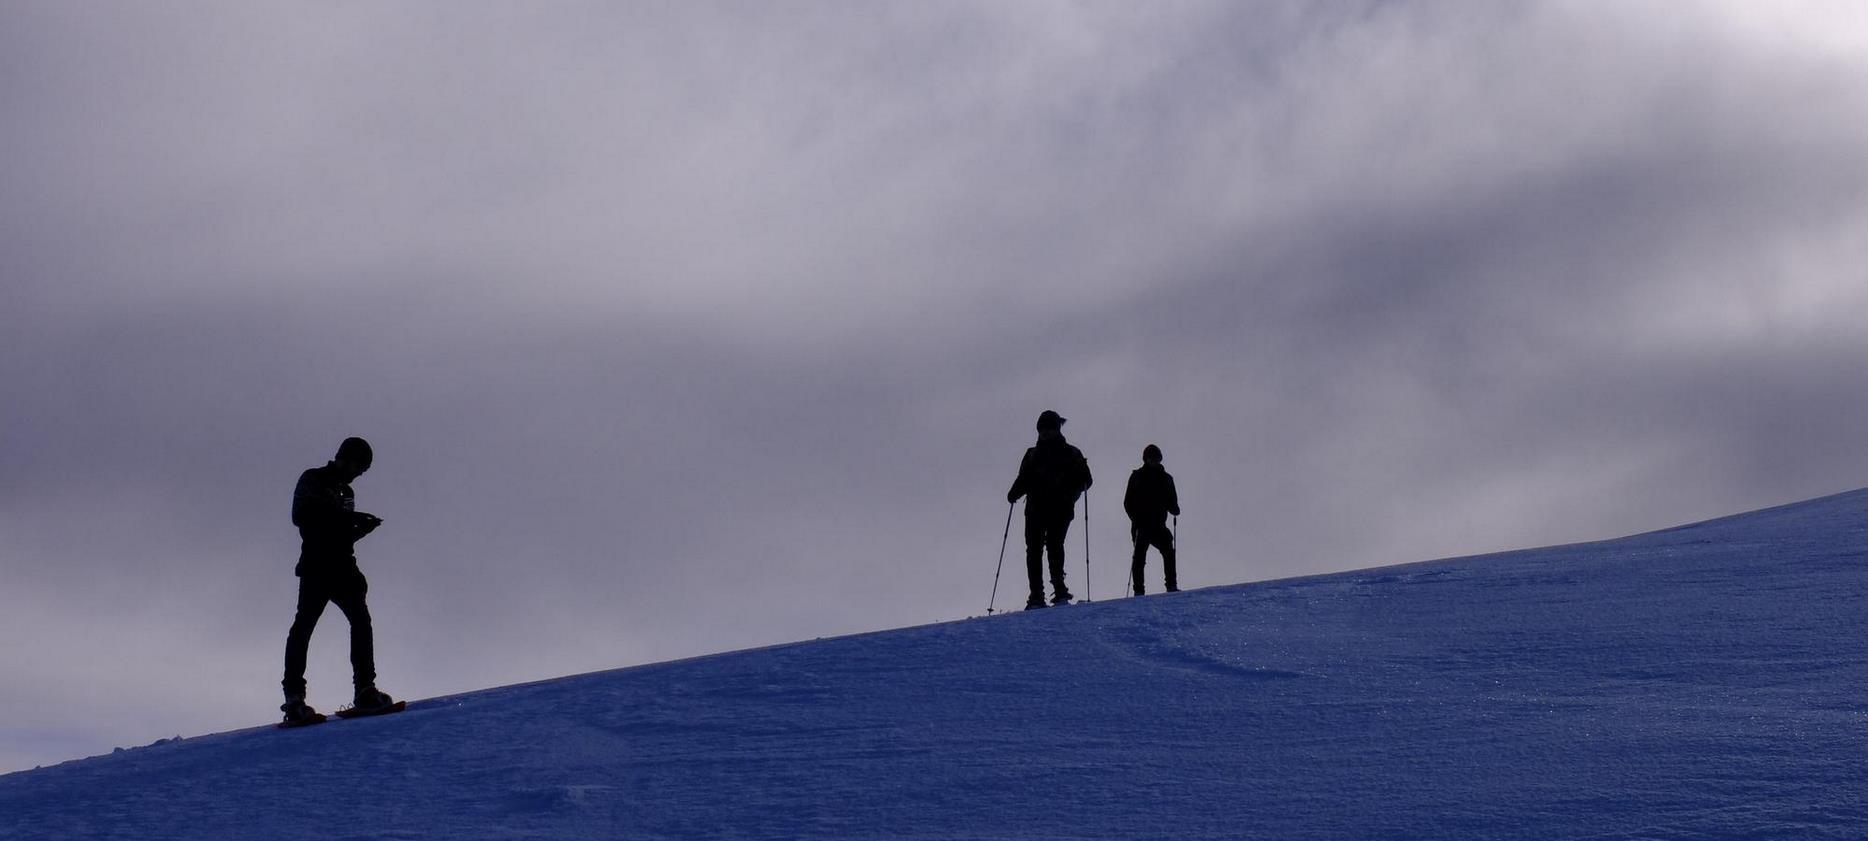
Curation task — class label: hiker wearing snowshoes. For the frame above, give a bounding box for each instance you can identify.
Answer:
[280,437,396,726]
[1007,410,1093,609]
[1124,444,1180,595]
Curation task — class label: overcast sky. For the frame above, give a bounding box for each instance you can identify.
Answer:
[4,1,1867,774]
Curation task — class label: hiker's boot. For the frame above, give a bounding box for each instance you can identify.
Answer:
[280,700,325,726]
[352,686,396,713]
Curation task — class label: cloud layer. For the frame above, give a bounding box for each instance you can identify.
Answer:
[5,1,1867,772]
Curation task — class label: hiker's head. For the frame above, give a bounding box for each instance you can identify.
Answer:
[1142,444,1162,465]
[1035,410,1066,434]
[335,436,373,477]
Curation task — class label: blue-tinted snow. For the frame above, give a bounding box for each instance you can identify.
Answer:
[5,490,1868,839]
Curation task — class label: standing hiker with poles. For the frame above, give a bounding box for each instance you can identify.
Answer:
[1124,444,1181,595]
[1006,410,1092,610]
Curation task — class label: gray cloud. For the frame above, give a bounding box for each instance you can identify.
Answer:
[4,1,1867,772]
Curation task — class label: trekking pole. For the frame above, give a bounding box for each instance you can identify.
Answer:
[1083,488,1091,602]
[986,501,1014,615]
[1126,525,1134,597]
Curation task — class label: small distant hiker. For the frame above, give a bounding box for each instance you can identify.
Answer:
[1124,444,1180,595]
[280,437,397,725]
[1007,410,1093,609]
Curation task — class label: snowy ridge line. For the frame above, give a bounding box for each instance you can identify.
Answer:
[5,487,1868,839]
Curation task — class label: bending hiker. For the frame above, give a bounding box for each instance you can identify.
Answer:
[281,437,396,725]
[1007,410,1092,609]
[1124,444,1180,595]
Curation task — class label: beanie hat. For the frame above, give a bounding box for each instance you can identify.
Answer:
[336,436,373,470]
[1142,444,1162,463]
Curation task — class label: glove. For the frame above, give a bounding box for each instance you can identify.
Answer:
[1006,491,1020,504]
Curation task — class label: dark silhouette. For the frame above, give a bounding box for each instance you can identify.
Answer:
[281,437,395,725]
[1124,444,1180,594]
[1007,410,1092,609]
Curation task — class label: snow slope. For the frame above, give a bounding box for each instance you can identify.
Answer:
[6,490,1868,839]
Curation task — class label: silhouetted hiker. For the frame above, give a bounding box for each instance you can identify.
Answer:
[1007,410,1092,609]
[281,437,396,725]
[1124,444,1180,595]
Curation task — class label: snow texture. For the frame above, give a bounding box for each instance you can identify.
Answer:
[5,490,1868,839]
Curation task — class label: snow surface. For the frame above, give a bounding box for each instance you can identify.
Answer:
[5,490,1868,839]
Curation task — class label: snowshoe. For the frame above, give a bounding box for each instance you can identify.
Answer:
[278,701,327,729]
[337,688,406,719]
